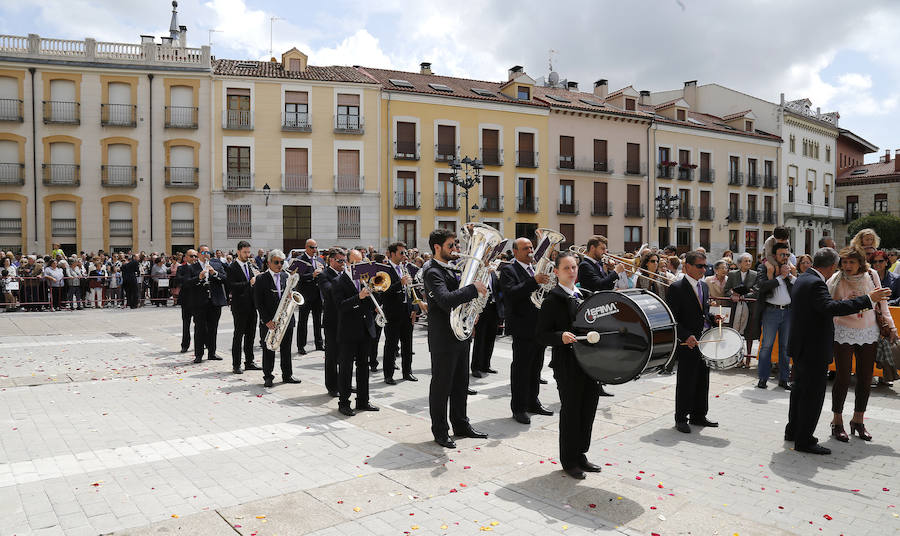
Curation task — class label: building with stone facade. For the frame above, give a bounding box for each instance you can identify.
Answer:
[835,130,897,245]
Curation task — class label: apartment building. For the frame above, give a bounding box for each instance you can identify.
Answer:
[534,80,653,252]
[835,129,895,245]
[211,49,381,252]
[0,10,212,255]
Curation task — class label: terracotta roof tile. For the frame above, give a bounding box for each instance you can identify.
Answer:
[836,161,900,185]
[532,86,654,120]
[213,59,376,83]
[605,86,634,99]
[654,98,686,111]
[721,109,752,121]
[639,106,781,142]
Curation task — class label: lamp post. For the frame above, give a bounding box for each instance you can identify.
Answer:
[449,156,483,222]
[263,183,271,206]
[655,192,679,247]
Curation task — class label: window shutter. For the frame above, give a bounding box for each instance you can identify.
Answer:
[284,91,308,104]
[438,125,455,147]
[337,93,359,106]
[482,129,499,150]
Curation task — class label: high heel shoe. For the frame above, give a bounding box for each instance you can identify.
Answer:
[830,423,849,442]
[849,421,872,441]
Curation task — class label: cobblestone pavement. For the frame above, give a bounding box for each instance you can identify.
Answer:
[1,307,898,536]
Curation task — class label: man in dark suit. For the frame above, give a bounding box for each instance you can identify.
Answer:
[186,246,227,363]
[471,270,501,378]
[665,250,720,434]
[319,248,346,397]
[577,235,623,293]
[423,229,489,448]
[382,242,417,385]
[500,237,553,425]
[296,239,324,354]
[254,249,301,388]
[175,250,197,353]
[332,249,379,416]
[226,240,261,374]
[121,254,140,308]
[785,248,886,454]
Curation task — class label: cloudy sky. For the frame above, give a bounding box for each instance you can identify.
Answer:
[2,0,897,161]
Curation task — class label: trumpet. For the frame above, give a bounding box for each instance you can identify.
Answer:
[362,270,390,327]
[400,261,423,305]
[568,245,671,287]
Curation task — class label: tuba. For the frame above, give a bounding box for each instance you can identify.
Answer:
[450,223,506,341]
[529,228,566,308]
[363,270,390,327]
[265,271,305,351]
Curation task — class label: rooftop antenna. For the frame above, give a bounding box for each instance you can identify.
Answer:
[548,49,558,73]
[269,16,283,58]
[207,29,222,47]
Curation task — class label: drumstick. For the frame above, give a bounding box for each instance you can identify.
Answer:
[575,331,601,344]
[680,339,725,346]
[717,304,722,338]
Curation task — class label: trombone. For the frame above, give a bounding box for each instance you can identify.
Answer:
[568,245,672,287]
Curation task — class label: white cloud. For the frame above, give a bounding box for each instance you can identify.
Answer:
[310,29,392,68]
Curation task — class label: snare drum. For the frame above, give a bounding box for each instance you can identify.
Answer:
[697,327,744,370]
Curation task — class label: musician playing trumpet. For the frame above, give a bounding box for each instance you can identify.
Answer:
[383,242,417,385]
[536,251,602,480]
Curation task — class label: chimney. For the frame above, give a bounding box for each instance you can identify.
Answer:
[639,90,650,106]
[683,80,698,109]
[140,35,155,44]
[816,106,821,118]
[419,62,432,75]
[896,149,900,172]
[594,79,608,99]
[780,92,785,106]
[508,65,524,81]
[566,81,578,91]
[179,25,187,47]
[886,149,892,163]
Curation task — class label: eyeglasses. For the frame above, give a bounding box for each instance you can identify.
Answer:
[199,251,210,256]
[872,260,886,264]
[188,254,198,258]
[647,259,658,263]
[272,260,284,265]
[308,246,318,249]
[692,263,707,268]
[334,258,346,264]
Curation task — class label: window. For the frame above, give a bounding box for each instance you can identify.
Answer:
[678,149,691,180]
[481,128,500,165]
[47,79,78,123]
[559,223,575,250]
[745,230,758,256]
[289,58,302,72]
[748,158,758,184]
[226,146,251,189]
[226,205,251,239]
[624,226,642,252]
[593,182,608,216]
[559,180,574,213]
[745,120,753,132]
[700,229,711,251]
[395,171,416,208]
[284,91,309,128]
[482,175,500,211]
[678,188,690,218]
[658,227,669,248]
[428,83,453,93]
[594,139,608,171]
[336,93,360,129]
[626,184,641,217]
[437,220,457,232]
[337,206,360,239]
[559,136,574,168]
[729,156,740,183]
[764,196,774,223]
[396,121,417,158]
[625,98,636,111]
[226,88,251,128]
[517,131,535,167]
[104,143,134,186]
[824,183,830,207]
[515,223,538,242]
[729,229,739,251]
[594,224,608,237]
[626,142,640,174]
[729,192,740,220]
[846,195,859,221]
[437,173,456,209]
[103,82,133,126]
[875,193,888,212]
[517,177,536,212]
[675,228,691,255]
[699,152,712,182]
[517,86,530,100]
[167,85,196,128]
[282,205,311,252]
[789,135,795,153]
[284,148,308,192]
[398,220,417,246]
[747,194,758,221]
[336,149,361,192]
[436,125,456,160]
[802,139,808,157]
[826,145,831,162]
[807,180,813,204]
[677,109,686,121]
[389,79,413,88]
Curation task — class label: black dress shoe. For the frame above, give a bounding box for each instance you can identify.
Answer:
[244,362,262,371]
[315,345,325,351]
[403,374,418,382]
[581,461,602,473]
[283,376,301,384]
[675,422,691,433]
[369,362,378,372]
[529,405,554,416]
[778,380,792,390]
[327,390,339,398]
[598,386,614,397]
[434,437,456,449]
[298,347,307,355]
[338,406,356,417]
[689,418,718,427]
[472,370,484,378]
[796,443,831,455]
[564,467,586,480]
[384,377,397,385]
[513,412,531,425]
[757,380,767,389]
[193,357,203,364]
[232,368,243,374]
[467,388,477,395]
[538,377,548,384]
[484,368,498,374]
[208,355,223,361]
[264,379,274,388]
[784,429,818,443]
[356,403,379,412]
[454,427,487,439]
[180,347,189,353]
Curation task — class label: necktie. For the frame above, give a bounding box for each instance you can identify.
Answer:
[244,263,250,281]
[354,279,361,292]
[696,281,703,306]
[275,273,281,298]
[526,265,535,277]
[573,291,582,300]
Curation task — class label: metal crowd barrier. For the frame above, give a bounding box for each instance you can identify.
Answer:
[1,275,180,309]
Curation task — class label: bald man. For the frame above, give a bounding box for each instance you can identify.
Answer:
[296,238,325,354]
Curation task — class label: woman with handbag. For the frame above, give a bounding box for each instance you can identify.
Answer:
[827,246,898,442]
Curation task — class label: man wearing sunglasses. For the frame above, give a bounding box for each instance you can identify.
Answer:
[185,246,228,363]
[319,248,347,396]
[174,249,199,353]
[254,249,301,387]
[296,239,325,355]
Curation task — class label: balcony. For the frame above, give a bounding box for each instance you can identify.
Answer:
[42,164,80,186]
[435,193,458,210]
[592,159,613,173]
[747,172,761,187]
[101,165,136,187]
[746,209,761,223]
[0,98,24,122]
[480,195,503,212]
[698,206,715,221]
[334,174,364,193]
[171,219,194,237]
[782,201,812,217]
[727,208,743,222]
[677,206,694,220]
[0,163,25,185]
[515,150,538,168]
[557,200,579,215]
[283,173,311,192]
[591,201,613,216]
[699,168,715,183]
[165,166,198,188]
[558,155,574,170]
[100,104,136,127]
[844,210,860,224]
[763,174,778,189]
[516,196,539,213]
[480,147,503,166]
[624,162,647,176]
[813,205,845,221]
[282,112,311,132]
[657,163,676,179]
[224,171,253,191]
[394,140,420,160]
[677,166,695,181]
[763,210,776,224]
[624,203,645,218]
[334,114,364,134]
[0,217,22,236]
[51,218,76,236]
[394,191,420,209]
[222,109,253,130]
[728,171,744,186]
[42,101,80,124]
[434,143,458,162]
[165,106,198,129]
[0,34,211,69]
[109,219,133,237]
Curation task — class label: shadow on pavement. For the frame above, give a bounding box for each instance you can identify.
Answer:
[638,427,731,448]
[769,441,899,493]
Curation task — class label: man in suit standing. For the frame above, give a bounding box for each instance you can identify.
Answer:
[423,229,489,448]
[254,249,302,388]
[332,249,379,416]
[724,252,758,365]
[577,235,623,293]
[785,248,888,454]
[751,242,795,390]
[471,269,501,378]
[296,239,324,355]
[500,238,553,425]
[121,254,140,308]
[383,242,417,385]
[665,250,720,434]
[175,250,197,353]
[226,240,262,374]
[319,248,345,397]
[187,246,227,363]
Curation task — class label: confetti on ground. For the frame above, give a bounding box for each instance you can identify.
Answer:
[353,507,361,512]
[823,515,832,520]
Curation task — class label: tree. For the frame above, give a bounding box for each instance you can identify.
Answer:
[847,212,900,248]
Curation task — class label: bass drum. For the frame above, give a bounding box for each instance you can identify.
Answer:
[572,289,677,384]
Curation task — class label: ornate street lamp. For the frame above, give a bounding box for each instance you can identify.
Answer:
[655,192,679,247]
[449,156,483,222]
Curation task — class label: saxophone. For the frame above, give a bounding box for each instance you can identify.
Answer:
[449,223,506,341]
[529,228,566,308]
[265,271,305,351]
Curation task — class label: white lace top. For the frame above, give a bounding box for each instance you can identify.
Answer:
[834,323,879,346]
